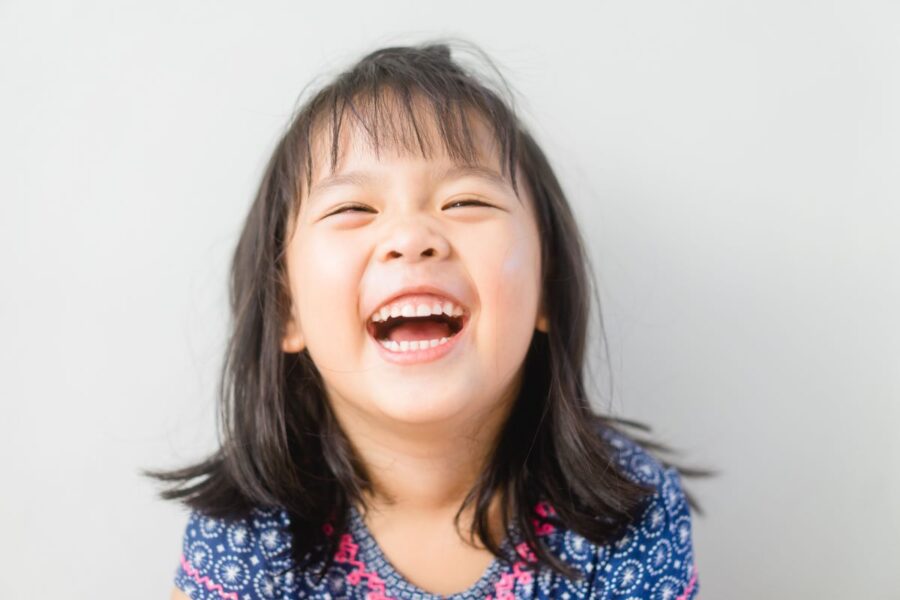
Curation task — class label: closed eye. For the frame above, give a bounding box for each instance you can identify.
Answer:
[326,199,493,218]
[444,199,492,210]
[327,203,374,216]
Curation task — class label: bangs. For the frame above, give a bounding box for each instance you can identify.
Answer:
[298,82,523,202]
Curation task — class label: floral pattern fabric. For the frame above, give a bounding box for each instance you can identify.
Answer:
[173,428,700,599]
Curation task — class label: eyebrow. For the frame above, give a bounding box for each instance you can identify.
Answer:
[308,164,513,199]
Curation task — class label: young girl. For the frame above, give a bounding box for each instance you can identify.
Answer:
[150,40,705,600]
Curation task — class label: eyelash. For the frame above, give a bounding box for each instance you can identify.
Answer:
[329,199,490,216]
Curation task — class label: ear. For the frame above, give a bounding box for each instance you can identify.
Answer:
[281,316,306,353]
[535,300,549,333]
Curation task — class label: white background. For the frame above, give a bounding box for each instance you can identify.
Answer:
[2,1,898,598]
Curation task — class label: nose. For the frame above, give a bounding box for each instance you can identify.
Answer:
[376,216,451,263]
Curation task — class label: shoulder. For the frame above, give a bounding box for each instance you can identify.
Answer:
[589,425,701,599]
[173,505,295,599]
[598,425,667,486]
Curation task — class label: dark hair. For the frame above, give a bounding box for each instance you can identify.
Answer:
[145,38,715,584]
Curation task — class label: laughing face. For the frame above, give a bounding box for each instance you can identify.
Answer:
[280,107,548,430]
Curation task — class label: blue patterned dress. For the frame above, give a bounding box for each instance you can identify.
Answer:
[173,428,700,599]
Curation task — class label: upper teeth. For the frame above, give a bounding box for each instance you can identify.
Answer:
[371,299,464,323]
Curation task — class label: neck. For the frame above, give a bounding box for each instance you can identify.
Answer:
[329,391,517,517]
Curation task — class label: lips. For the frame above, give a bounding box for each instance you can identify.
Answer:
[363,283,472,365]
[367,310,471,365]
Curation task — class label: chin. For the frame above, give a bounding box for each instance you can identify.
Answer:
[371,389,473,426]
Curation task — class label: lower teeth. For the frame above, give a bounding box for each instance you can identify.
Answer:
[379,337,450,352]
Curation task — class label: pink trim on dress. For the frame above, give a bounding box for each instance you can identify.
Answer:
[532,501,557,535]
[334,533,395,600]
[179,553,239,600]
[675,564,699,600]
[486,501,559,600]
[486,560,534,600]
[329,500,559,600]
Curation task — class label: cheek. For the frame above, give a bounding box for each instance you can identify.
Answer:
[291,235,366,354]
[471,225,542,364]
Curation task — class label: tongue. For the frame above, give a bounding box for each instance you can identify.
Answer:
[387,319,452,342]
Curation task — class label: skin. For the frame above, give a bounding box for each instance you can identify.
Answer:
[170,108,549,598]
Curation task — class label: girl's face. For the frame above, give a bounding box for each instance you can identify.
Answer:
[281,114,547,430]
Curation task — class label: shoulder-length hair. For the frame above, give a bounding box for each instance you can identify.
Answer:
[145,39,712,584]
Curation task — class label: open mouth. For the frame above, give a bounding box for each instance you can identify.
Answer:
[366,303,469,353]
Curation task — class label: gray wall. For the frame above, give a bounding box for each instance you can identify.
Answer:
[2,1,898,598]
